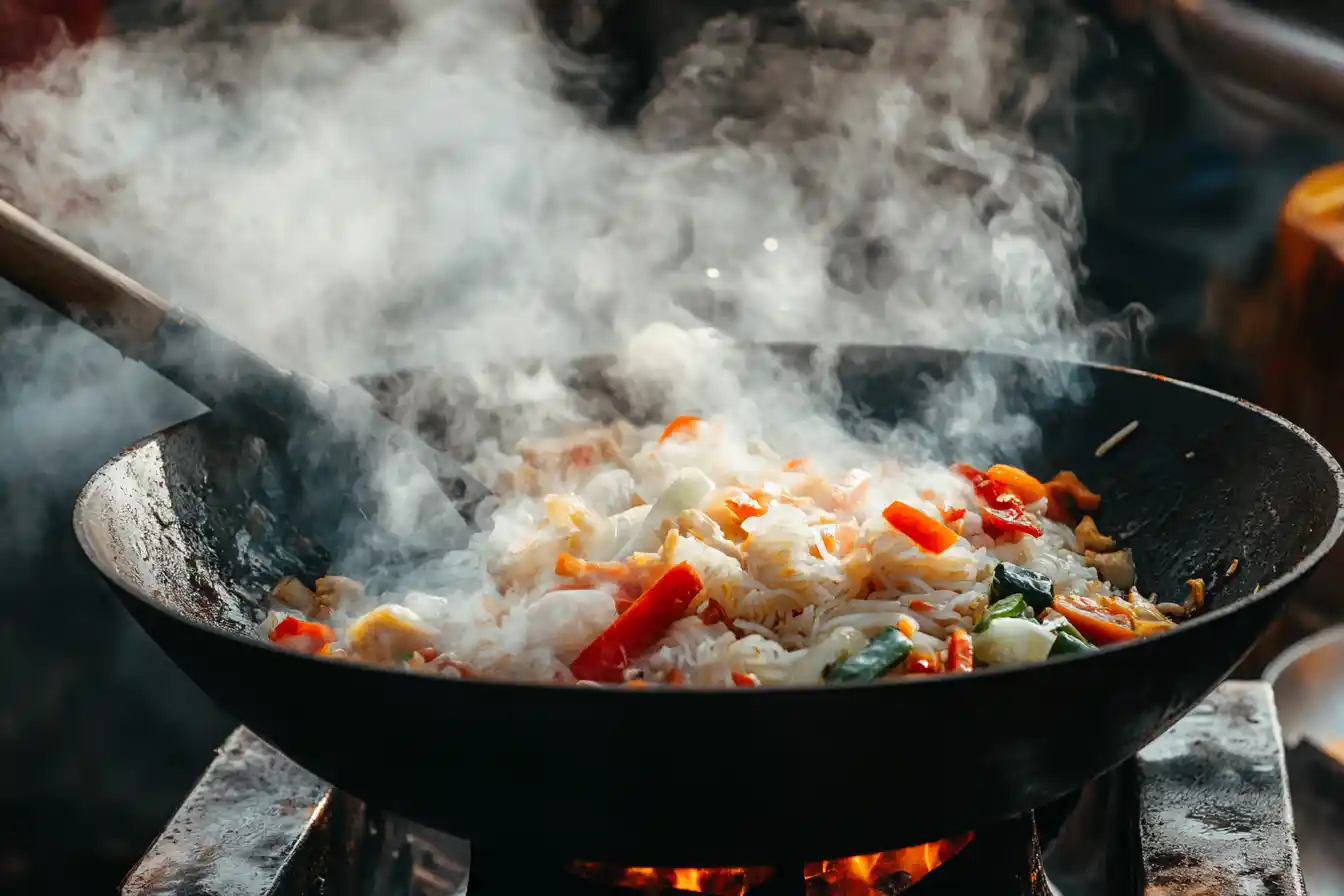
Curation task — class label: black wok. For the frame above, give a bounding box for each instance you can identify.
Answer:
[72,345,1344,867]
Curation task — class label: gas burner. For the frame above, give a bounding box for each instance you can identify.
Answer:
[119,682,1304,896]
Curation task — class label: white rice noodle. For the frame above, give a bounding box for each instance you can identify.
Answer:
[266,412,1141,686]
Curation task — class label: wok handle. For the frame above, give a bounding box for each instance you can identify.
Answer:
[0,195,310,419]
[0,196,495,516]
[0,195,171,355]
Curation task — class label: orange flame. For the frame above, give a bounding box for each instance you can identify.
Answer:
[571,833,972,894]
[570,862,772,896]
[804,834,974,896]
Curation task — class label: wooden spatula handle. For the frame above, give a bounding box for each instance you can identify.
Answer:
[0,196,170,355]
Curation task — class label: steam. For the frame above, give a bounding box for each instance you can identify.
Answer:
[0,0,1143,580]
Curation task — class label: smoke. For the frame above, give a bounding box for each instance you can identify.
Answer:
[0,0,1145,579]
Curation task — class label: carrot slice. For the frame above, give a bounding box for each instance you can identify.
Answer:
[659,415,703,444]
[986,465,1047,505]
[732,671,759,687]
[570,563,705,683]
[882,501,959,553]
[1051,594,1135,645]
[946,629,974,673]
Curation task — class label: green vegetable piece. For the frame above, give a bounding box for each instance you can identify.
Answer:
[825,628,915,684]
[1039,613,1091,645]
[974,594,1034,633]
[1049,629,1093,657]
[991,562,1054,612]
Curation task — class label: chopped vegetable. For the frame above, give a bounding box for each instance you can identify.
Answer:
[1039,610,1090,644]
[825,628,915,684]
[1186,578,1206,611]
[1127,591,1177,637]
[723,488,767,522]
[1043,471,1102,523]
[789,627,869,684]
[939,505,967,524]
[1074,516,1114,552]
[659,415,703,444]
[732,671,760,687]
[897,616,918,639]
[612,469,715,559]
[905,651,943,674]
[1084,549,1137,591]
[269,577,318,615]
[348,605,437,664]
[314,576,362,612]
[974,594,1035,633]
[881,500,960,553]
[946,629,974,673]
[269,615,337,655]
[570,562,705,683]
[667,668,688,685]
[986,464,1047,505]
[1049,628,1093,657]
[990,562,1054,612]
[1051,594,1136,645]
[973,617,1057,665]
[953,464,1043,538]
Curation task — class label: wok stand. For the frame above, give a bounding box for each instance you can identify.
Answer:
[119,680,1306,896]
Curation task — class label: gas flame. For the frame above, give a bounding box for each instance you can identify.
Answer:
[804,834,975,896]
[571,833,972,894]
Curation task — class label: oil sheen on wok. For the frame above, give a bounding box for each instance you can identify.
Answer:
[260,415,1202,686]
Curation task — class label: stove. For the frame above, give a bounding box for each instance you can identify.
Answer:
[119,681,1305,896]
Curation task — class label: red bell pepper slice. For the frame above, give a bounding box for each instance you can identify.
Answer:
[952,464,1043,538]
[269,615,337,655]
[570,562,704,683]
[946,629,974,673]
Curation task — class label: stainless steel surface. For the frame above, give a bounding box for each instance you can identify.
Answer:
[1135,680,1304,895]
[120,728,349,896]
[1149,0,1344,131]
[1264,624,1344,748]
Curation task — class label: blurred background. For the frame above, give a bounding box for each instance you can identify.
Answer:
[3,0,1344,891]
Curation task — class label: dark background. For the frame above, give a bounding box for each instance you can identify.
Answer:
[0,0,1341,893]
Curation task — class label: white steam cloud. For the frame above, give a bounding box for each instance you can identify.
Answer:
[0,0,1144,576]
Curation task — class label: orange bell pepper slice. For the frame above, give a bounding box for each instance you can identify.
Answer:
[882,501,959,553]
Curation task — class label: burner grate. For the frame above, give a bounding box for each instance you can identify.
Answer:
[120,681,1303,896]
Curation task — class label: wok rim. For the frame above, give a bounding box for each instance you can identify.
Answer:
[73,348,1344,699]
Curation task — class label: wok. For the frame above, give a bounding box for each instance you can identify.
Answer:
[72,345,1344,867]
